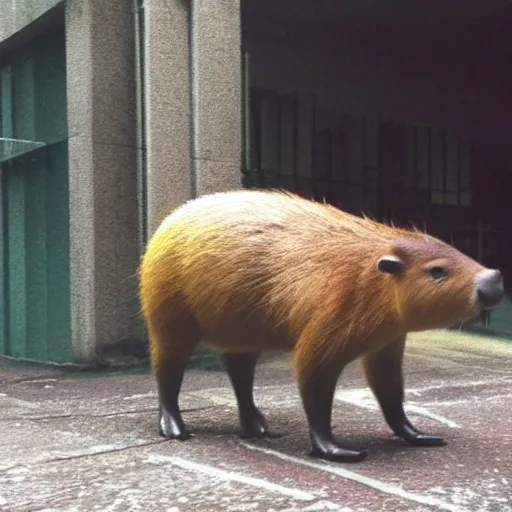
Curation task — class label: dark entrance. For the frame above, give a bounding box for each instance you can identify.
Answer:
[242,0,512,294]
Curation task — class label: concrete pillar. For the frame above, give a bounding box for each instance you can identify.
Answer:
[66,0,141,362]
[191,0,242,196]
[142,0,193,235]
[142,0,242,235]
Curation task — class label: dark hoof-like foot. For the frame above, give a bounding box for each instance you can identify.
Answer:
[407,434,446,447]
[159,411,192,440]
[239,409,278,439]
[159,427,192,440]
[311,445,367,463]
[393,423,446,447]
[310,432,367,463]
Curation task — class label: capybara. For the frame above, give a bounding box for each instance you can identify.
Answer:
[139,189,503,462]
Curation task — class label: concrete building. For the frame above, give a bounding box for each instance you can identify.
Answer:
[1,0,511,364]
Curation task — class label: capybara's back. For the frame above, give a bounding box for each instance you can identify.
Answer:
[139,189,503,462]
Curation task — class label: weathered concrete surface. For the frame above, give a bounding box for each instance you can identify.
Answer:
[191,0,243,196]
[66,0,142,362]
[0,0,61,44]
[143,0,193,234]
[1,330,511,511]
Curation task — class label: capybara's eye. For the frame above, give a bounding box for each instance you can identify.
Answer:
[429,266,447,280]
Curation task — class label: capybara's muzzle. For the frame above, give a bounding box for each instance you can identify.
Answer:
[476,269,504,310]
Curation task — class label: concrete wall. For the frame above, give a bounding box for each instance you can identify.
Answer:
[0,0,62,43]
[66,0,141,362]
[143,0,243,235]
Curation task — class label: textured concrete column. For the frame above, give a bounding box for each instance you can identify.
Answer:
[191,0,242,195]
[66,0,141,362]
[143,0,192,234]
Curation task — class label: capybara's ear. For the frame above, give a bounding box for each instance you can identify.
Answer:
[377,255,404,275]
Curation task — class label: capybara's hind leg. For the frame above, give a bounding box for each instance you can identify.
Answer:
[363,336,445,447]
[156,356,191,439]
[149,309,201,440]
[295,345,367,463]
[222,352,274,439]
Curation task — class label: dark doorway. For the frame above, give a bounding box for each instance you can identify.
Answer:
[242,0,512,293]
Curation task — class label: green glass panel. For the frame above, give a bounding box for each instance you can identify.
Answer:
[5,162,27,358]
[0,65,13,354]
[11,54,35,141]
[33,28,67,143]
[46,141,71,363]
[0,25,71,362]
[25,149,49,361]
[0,172,5,354]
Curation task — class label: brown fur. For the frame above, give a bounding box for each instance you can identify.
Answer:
[140,190,483,370]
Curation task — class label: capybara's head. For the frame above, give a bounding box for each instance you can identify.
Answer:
[376,234,503,331]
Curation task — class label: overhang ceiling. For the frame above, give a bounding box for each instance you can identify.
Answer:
[242,0,512,56]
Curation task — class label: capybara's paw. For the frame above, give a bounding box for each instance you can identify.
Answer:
[392,421,446,447]
[239,409,279,439]
[407,433,446,447]
[159,427,193,441]
[159,414,192,440]
[311,445,367,463]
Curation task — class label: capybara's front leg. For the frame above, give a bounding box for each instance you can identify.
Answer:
[295,347,367,463]
[363,336,445,447]
[222,352,275,439]
[156,356,191,440]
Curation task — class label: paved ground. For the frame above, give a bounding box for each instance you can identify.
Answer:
[1,330,511,512]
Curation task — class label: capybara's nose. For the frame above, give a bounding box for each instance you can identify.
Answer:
[476,269,504,309]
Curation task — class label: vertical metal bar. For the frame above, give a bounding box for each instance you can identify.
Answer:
[293,94,299,191]
[361,117,367,206]
[411,125,418,227]
[427,127,432,199]
[276,92,282,188]
[242,51,252,178]
[311,95,316,198]
[252,91,262,187]
[477,219,484,263]
[376,113,383,219]
[326,129,333,203]
[133,0,147,248]
[442,129,447,205]
[422,126,431,233]
[412,126,418,192]
[468,140,479,260]
[457,137,462,207]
